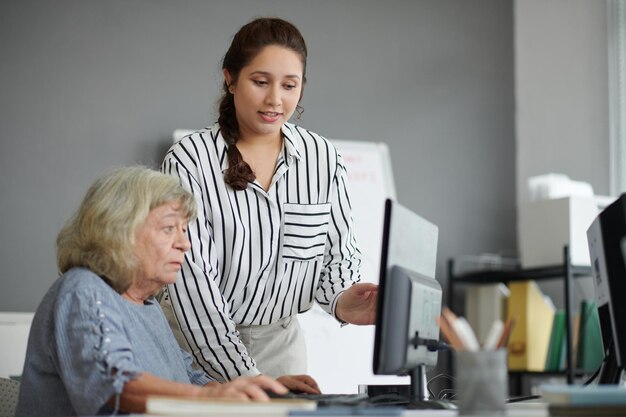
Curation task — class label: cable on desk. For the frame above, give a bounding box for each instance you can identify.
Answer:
[426,372,456,399]
[437,388,457,401]
[410,333,452,352]
[582,362,603,386]
[506,395,541,403]
[581,343,609,386]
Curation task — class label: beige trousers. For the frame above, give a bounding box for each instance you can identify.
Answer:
[160,293,307,379]
[237,315,308,378]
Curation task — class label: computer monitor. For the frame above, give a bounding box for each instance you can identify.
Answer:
[373,198,444,405]
[586,194,626,384]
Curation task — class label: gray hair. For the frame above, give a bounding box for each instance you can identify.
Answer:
[56,166,196,293]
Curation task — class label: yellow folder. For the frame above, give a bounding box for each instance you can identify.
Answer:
[507,280,555,371]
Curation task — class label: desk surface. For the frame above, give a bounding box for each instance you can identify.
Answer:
[130,401,550,417]
[291,403,548,416]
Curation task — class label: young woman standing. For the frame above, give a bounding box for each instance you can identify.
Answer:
[161,17,377,391]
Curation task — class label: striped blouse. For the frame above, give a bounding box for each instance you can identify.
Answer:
[161,122,361,381]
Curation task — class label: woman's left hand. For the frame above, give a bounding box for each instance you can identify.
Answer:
[201,375,287,401]
[335,283,378,325]
[276,374,321,394]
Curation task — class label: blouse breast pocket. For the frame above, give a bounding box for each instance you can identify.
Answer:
[282,203,332,262]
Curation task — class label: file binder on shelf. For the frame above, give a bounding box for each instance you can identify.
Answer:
[575,300,603,372]
[464,283,509,344]
[507,280,556,371]
[545,310,567,371]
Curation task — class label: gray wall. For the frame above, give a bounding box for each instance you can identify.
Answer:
[515,0,609,205]
[0,0,515,312]
[514,0,609,309]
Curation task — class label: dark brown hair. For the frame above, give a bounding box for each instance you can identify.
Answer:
[219,17,308,190]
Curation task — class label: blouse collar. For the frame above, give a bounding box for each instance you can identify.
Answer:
[218,122,303,173]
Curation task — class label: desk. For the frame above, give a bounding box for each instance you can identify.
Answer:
[288,403,548,416]
[131,402,550,417]
[507,401,549,417]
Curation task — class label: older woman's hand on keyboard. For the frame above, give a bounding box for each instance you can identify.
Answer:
[276,375,321,394]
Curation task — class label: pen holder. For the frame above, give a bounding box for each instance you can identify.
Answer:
[454,349,508,415]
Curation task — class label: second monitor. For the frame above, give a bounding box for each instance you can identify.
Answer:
[587,193,626,384]
[373,198,449,407]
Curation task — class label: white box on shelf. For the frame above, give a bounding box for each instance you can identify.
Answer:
[519,196,599,268]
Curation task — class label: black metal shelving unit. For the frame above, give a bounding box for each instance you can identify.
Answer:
[447,246,592,393]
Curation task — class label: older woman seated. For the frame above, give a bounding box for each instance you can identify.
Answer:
[15,167,318,416]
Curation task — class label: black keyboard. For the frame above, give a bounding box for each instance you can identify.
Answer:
[267,391,370,406]
[267,391,456,410]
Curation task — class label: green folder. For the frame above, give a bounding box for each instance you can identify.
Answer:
[545,310,566,371]
[576,300,604,372]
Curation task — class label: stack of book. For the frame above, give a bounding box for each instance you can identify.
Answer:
[540,384,626,416]
[146,396,317,416]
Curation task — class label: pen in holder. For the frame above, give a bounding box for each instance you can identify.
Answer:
[438,308,514,415]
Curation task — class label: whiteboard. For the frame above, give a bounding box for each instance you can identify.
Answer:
[331,140,396,285]
[298,139,401,393]
[172,131,399,392]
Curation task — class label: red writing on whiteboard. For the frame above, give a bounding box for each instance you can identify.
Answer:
[348,171,378,183]
[343,154,363,164]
